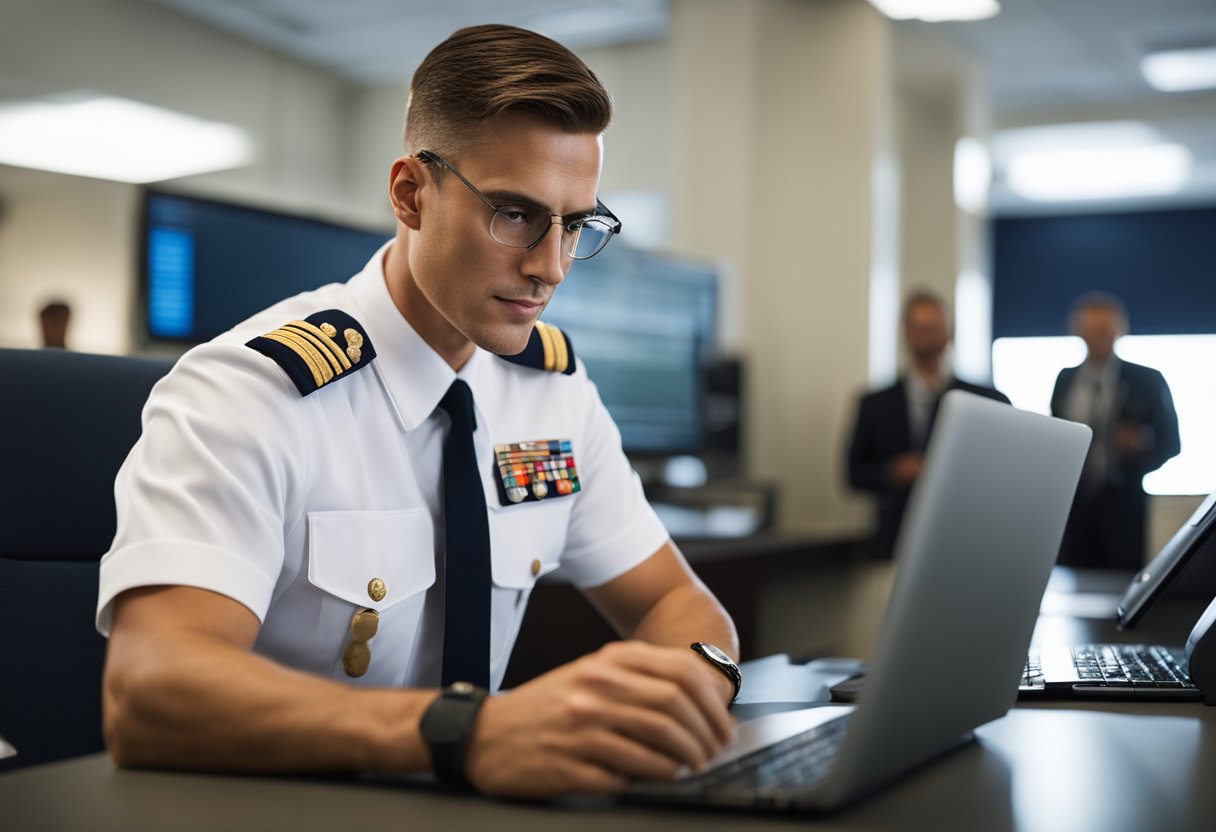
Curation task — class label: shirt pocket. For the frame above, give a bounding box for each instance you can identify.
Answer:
[306,509,435,684]
[487,499,570,667]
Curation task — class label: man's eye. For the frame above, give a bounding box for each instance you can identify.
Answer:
[497,207,532,225]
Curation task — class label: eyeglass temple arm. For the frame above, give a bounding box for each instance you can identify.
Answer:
[595,200,622,233]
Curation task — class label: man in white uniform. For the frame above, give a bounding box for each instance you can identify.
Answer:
[99,24,739,798]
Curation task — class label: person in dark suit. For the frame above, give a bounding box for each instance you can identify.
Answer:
[847,291,1010,558]
[1051,293,1180,571]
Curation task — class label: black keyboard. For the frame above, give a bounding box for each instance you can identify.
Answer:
[624,711,851,806]
[1022,643,1195,689]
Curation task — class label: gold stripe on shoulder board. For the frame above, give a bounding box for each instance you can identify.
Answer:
[285,320,352,371]
[538,321,568,373]
[535,321,557,372]
[262,331,328,387]
[269,327,337,381]
[278,325,344,377]
[267,329,333,384]
[549,323,569,373]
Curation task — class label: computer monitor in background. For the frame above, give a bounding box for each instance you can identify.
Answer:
[140,189,391,345]
[543,245,719,456]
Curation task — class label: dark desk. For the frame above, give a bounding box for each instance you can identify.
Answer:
[5,571,1216,831]
[3,706,1215,832]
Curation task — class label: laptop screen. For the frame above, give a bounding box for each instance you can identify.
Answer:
[1117,492,1216,628]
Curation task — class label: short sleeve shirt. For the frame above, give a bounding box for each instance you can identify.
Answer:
[96,243,670,691]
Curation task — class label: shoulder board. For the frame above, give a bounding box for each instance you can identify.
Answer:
[496,321,576,375]
[245,309,376,396]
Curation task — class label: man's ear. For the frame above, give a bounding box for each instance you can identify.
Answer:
[389,156,426,230]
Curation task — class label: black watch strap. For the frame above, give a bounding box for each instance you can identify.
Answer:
[419,681,490,788]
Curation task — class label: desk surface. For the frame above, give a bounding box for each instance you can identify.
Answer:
[5,574,1216,832]
[4,705,1216,832]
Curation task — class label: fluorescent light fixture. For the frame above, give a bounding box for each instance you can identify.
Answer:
[993,121,1159,158]
[866,0,1000,22]
[1141,46,1216,92]
[953,136,991,214]
[0,94,254,183]
[1006,143,1192,202]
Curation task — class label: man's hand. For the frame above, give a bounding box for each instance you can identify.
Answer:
[888,452,924,488]
[1115,421,1146,458]
[463,641,735,798]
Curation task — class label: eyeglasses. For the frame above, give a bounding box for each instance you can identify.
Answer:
[417,150,621,260]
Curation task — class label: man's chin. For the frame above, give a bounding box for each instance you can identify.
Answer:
[468,322,535,357]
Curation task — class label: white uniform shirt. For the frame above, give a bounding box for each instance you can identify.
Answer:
[97,243,669,691]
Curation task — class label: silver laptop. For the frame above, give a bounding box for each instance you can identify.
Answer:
[624,391,1091,813]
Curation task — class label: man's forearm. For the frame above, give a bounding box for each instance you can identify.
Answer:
[627,582,739,660]
[105,629,437,773]
[103,587,438,774]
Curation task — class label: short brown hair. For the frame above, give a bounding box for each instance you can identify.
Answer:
[403,24,613,157]
[903,289,946,323]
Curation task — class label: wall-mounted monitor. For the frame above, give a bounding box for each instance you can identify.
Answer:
[139,189,391,345]
[544,246,719,456]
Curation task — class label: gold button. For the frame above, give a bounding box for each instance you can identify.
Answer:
[344,328,364,349]
[319,322,337,339]
[350,608,380,641]
[347,345,362,364]
[531,559,541,577]
[368,577,387,602]
[343,642,371,677]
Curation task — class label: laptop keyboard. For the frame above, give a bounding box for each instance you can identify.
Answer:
[1022,643,1195,689]
[624,711,851,806]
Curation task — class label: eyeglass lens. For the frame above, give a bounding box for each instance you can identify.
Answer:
[488,210,615,260]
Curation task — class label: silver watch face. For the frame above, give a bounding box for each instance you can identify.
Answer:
[699,643,731,665]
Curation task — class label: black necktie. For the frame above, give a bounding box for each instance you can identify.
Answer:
[437,379,491,688]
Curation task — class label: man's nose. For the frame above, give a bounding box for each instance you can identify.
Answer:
[522,220,569,286]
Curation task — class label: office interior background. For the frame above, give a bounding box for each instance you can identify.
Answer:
[1,0,1213,608]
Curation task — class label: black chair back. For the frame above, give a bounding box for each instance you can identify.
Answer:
[0,347,175,771]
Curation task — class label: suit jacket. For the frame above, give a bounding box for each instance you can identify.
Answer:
[847,377,1010,558]
[1050,359,1180,495]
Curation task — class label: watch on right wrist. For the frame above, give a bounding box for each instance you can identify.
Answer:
[690,642,742,703]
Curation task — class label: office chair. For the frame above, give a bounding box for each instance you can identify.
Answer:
[0,347,175,772]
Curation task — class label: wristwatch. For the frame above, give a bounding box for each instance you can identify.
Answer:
[691,642,742,703]
[418,681,490,788]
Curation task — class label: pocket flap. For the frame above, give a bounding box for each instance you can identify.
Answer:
[307,509,435,610]
[491,548,561,590]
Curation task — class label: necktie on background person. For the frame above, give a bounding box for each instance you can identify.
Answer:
[438,379,492,688]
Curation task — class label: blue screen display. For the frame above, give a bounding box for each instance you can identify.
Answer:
[146,227,195,338]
